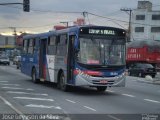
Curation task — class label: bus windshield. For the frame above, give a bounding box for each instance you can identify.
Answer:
[77,37,125,66]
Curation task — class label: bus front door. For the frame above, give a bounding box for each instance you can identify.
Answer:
[39,39,47,80]
[67,35,75,84]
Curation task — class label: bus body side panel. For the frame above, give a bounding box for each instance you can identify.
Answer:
[45,55,66,83]
[46,55,56,82]
[21,54,29,76]
[46,56,62,83]
[53,33,68,84]
[55,56,67,82]
[30,47,40,79]
[21,55,34,77]
[21,54,38,77]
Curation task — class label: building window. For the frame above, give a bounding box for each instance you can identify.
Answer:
[151,27,160,32]
[152,15,160,20]
[136,15,145,20]
[135,27,144,32]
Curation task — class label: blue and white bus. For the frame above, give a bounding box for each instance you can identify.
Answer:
[21,25,126,92]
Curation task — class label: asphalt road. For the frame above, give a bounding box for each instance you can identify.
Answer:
[0,65,159,120]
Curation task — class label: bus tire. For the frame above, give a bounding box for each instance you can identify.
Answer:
[96,86,107,92]
[32,68,39,83]
[59,72,69,92]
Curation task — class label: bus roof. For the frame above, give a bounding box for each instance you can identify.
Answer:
[23,25,125,40]
[23,31,56,39]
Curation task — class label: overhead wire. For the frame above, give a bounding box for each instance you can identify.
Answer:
[1,4,159,27]
[0,4,159,32]
[87,12,160,27]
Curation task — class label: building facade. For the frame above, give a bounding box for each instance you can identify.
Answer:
[0,35,15,50]
[131,1,160,41]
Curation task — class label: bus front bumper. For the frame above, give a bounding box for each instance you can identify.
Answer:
[74,73,126,87]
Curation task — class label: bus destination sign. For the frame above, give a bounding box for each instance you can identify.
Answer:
[79,27,126,36]
[89,29,115,35]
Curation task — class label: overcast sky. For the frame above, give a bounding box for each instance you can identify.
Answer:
[0,0,159,35]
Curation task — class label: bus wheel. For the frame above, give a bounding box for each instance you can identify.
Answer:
[59,72,69,91]
[32,68,39,83]
[96,86,107,92]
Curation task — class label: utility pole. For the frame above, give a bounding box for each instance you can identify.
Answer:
[82,11,88,25]
[120,8,132,42]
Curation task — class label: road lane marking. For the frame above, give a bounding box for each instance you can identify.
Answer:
[65,99,76,103]
[106,90,115,93]
[0,81,8,83]
[26,89,34,90]
[130,79,137,82]
[26,104,61,109]
[83,106,96,112]
[0,96,29,120]
[2,87,33,90]
[122,94,135,98]
[0,84,20,86]
[144,99,160,104]
[14,97,54,101]
[7,91,48,96]
[107,115,121,120]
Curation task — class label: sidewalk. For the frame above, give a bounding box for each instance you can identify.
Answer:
[127,72,160,85]
[153,72,160,85]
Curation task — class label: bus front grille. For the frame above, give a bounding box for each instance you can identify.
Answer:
[92,80,114,85]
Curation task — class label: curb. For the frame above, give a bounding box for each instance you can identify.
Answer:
[138,79,160,85]
[152,80,160,85]
[127,76,160,85]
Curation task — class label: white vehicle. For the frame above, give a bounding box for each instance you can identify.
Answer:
[13,56,21,65]
[0,56,10,65]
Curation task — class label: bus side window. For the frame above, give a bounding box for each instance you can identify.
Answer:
[60,34,67,45]
[23,40,28,54]
[28,39,34,55]
[57,34,67,56]
[47,36,57,55]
